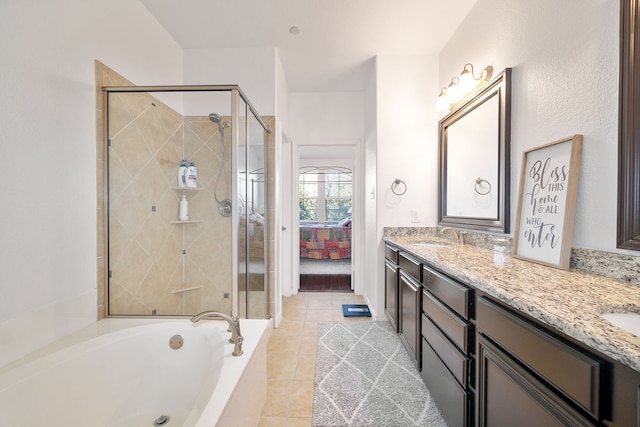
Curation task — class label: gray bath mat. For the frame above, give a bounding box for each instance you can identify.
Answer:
[313,321,448,426]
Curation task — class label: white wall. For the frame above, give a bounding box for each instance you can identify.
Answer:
[0,0,183,367]
[288,92,365,143]
[363,59,379,316]
[284,92,365,296]
[373,54,440,316]
[376,55,440,228]
[183,48,277,116]
[440,0,624,253]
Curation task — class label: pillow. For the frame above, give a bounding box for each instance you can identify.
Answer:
[338,216,352,228]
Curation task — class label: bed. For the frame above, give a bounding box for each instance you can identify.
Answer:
[300,219,351,260]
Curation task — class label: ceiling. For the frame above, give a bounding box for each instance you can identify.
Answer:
[139,0,477,92]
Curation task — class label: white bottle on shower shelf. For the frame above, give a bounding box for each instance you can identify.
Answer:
[177,160,187,187]
[186,162,198,188]
[179,195,189,221]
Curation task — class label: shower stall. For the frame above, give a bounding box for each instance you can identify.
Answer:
[102,85,270,319]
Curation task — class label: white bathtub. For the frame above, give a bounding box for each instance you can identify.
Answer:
[0,317,271,427]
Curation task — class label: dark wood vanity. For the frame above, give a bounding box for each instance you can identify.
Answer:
[422,263,475,426]
[384,240,640,427]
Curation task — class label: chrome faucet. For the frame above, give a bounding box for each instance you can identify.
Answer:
[441,227,464,245]
[191,311,243,356]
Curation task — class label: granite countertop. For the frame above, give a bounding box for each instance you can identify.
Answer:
[385,232,640,373]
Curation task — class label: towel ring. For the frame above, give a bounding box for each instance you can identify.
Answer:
[474,178,491,195]
[391,179,407,195]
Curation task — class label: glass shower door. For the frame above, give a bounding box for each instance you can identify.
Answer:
[104,85,269,319]
[106,88,234,316]
[236,96,268,319]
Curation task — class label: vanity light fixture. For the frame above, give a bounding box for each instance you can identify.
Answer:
[435,88,449,112]
[436,63,494,112]
[446,77,462,103]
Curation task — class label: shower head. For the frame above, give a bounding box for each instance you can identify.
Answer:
[209,113,231,130]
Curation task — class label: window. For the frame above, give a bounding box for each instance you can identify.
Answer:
[299,167,352,222]
[299,172,318,221]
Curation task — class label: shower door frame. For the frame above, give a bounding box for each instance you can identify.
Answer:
[101,84,270,319]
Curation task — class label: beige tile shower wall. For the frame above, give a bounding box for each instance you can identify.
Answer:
[183,116,232,315]
[107,90,185,315]
[96,62,233,317]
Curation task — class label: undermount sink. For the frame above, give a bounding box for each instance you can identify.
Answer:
[601,312,640,337]
[413,242,451,248]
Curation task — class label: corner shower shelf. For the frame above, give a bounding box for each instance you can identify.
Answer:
[171,285,203,294]
[171,186,203,191]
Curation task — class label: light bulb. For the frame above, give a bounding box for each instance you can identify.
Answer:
[459,69,476,92]
[435,92,450,112]
[447,81,462,103]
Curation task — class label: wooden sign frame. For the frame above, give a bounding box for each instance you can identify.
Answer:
[513,135,583,269]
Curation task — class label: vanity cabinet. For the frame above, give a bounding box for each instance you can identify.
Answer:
[421,264,474,427]
[382,240,640,426]
[384,244,400,332]
[476,296,603,426]
[398,252,422,368]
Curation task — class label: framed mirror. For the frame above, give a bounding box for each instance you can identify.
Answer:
[618,0,640,250]
[438,68,512,233]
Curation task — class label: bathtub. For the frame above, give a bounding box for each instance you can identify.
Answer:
[0,317,271,427]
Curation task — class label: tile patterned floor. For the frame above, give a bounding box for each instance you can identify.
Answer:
[259,292,371,427]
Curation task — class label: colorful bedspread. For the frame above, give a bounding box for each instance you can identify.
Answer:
[300,224,351,259]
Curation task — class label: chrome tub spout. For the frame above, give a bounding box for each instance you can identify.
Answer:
[191,311,243,356]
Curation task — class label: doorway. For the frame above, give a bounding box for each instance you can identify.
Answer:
[298,166,353,292]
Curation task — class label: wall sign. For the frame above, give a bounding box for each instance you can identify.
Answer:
[513,135,583,269]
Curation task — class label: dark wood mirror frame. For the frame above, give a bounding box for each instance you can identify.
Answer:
[438,68,511,233]
[618,0,640,250]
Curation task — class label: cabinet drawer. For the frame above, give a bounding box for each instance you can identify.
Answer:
[477,296,602,418]
[423,289,471,353]
[399,252,421,282]
[423,264,472,318]
[385,244,399,264]
[422,314,470,387]
[478,335,596,427]
[422,337,470,427]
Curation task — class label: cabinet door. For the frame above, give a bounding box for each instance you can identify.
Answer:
[607,359,640,426]
[477,335,595,427]
[422,337,470,427]
[384,260,399,332]
[399,271,420,367]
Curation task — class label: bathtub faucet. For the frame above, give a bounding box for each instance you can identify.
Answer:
[190,311,243,356]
